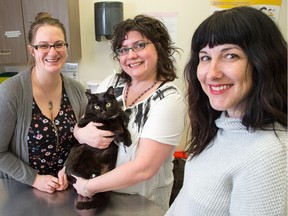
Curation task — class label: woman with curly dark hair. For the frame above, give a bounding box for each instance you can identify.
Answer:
[166,6,287,215]
[72,15,185,210]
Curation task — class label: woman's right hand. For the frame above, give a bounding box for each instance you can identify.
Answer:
[32,174,61,193]
[73,122,115,149]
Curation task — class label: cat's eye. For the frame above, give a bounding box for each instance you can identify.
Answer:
[94,105,100,110]
[106,103,111,108]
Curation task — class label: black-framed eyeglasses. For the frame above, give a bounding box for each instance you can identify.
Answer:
[31,42,68,53]
[116,42,151,56]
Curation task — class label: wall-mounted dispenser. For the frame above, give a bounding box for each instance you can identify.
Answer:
[94,1,123,42]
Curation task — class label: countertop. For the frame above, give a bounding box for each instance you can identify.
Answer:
[0,179,165,216]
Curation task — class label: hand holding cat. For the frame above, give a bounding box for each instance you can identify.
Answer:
[56,167,69,191]
[74,122,115,149]
[72,175,94,198]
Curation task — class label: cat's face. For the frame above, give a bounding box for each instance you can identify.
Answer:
[86,86,120,119]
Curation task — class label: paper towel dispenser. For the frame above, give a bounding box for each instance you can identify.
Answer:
[94,1,123,42]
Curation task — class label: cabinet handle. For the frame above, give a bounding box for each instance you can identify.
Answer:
[0,49,11,55]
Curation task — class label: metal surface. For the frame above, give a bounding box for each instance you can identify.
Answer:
[0,179,165,216]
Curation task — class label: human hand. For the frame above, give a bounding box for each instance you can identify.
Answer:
[32,174,60,193]
[72,175,93,198]
[74,122,115,149]
[56,167,69,191]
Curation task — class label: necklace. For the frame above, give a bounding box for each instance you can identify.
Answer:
[125,81,158,107]
[34,73,53,111]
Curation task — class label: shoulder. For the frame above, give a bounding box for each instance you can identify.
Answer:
[62,75,85,89]
[237,127,287,169]
[1,69,30,88]
[145,82,186,121]
[151,82,185,107]
[62,75,86,98]
[254,124,287,151]
[97,73,126,97]
[98,73,125,89]
[0,69,32,99]
[154,82,183,98]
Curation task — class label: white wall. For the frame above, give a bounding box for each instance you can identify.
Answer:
[77,0,287,90]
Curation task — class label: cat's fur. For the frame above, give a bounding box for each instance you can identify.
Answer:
[65,86,131,209]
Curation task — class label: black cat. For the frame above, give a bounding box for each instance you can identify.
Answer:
[65,86,131,210]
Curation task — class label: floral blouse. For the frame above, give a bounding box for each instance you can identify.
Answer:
[28,87,77,177]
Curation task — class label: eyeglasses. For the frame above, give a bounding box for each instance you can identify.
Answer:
[116,42,151,56]
[31,42,68,52]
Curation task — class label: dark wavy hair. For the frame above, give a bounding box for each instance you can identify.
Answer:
[27,12,67,66]
[185,6,287,156]
[111,14,180,83]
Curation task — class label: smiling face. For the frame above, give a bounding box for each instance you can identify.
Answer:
[197,44,253,118]
[29,25,67,74]
[118,31,158,81]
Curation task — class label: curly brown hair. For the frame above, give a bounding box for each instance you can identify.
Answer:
[111,15,181,83]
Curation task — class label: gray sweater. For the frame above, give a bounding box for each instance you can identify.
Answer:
[0,68,87,185]
[166,113,287,216]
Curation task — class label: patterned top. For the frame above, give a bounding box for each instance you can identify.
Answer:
[27,87,77,177]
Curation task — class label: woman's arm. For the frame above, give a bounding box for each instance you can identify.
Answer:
[73,138,174,197]
[0,83,39,185]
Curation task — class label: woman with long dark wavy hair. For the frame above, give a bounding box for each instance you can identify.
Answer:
[166,6,287,215]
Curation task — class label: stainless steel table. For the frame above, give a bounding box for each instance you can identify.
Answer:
[0,179,165,216]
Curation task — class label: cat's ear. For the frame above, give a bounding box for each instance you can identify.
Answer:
[107,86,115,96]
[85,91,94,100]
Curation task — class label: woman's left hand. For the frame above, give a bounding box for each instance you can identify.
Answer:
[56,167,69,191]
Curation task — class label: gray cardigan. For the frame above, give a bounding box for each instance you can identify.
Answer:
[0,68,87,185]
